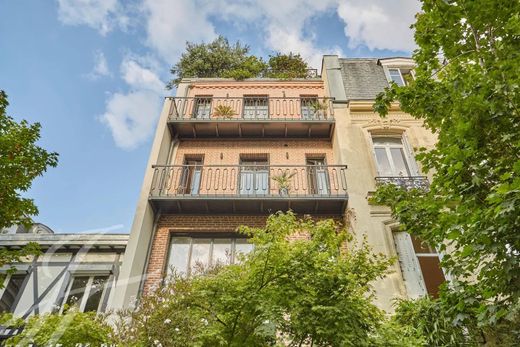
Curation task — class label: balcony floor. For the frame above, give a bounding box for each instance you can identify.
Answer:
[149,195,348,215]
[168,120,335,138]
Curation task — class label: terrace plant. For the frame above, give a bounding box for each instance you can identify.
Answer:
[212,105,236,119]
[271,171,297,196]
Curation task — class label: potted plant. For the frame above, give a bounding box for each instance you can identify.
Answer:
[213,105,236,119]
[310,100,328,119]
[271,171,296,196]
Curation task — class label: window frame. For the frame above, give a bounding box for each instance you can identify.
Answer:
[166,235,254,276]
[61,274,110,313]
[300,95,319,120]
[242,95,269,119]
[0,273,27,313]
[370,134,419,177]
[388,68,405,86]
[192,96,213,119]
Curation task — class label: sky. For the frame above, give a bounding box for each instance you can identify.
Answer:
[0,0,421,234]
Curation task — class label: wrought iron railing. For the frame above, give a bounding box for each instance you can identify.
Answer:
[150,165,348,198]
[167,97,334,121]
[375,176,430,190]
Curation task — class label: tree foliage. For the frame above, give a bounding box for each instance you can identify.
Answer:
[372,0,520,340]
[167,36,311,88]
[0,90,58,229]
[113,212,407,346]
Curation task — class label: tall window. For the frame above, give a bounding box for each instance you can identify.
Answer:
[192,96,212,119]
[307,157,329,195]
[0,274,26,312]
[63,275,109,313]
[239,157,269,195]
[179,157,203,195]
[167,237,254,276]
[243,96,269,119]
[372,136,414,177]
[393,232,446,298]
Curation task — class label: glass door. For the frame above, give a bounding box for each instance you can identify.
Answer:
[372,137,412,177]
[243,96,268,119]
[239,159,269,195]
[179,159,203,195]
[307,158,329,195]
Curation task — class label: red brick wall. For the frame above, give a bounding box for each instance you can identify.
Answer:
[142,214,343,293]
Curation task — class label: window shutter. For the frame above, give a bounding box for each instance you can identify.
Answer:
[402,134,420,175]
[394,232,427,298]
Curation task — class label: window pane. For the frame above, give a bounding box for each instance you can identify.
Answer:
[212,239,232,266]
[243,97,268,119]
[235,239,254,262]
[65,276,89,308]
[388,69,404,86]
[374,148,392,176]
[390,148,411,176]
[83,276,109,312]
[190,239,211,273]
[167,237,191,276]
[0,275,25,312]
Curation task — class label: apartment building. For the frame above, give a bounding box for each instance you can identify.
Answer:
[115,56,446,311]
[0,223,127,337]
[115,69,349,307]
[322,56,445,310]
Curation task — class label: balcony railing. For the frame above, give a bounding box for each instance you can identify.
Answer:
[167,97,334,121]
[150,164,348,198]
[375,176,430,190]
[258,68,319,78]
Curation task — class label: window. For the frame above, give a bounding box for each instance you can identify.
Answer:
[63,275,109,313]
[372,136,414,177]
[239,158,269,195]
[243,96,269,119]
[0,274,26,312]
[167,237,254,276]
[193,96,212,119]
[388,68,414,86]
[394,232,446,298]
[307,158,329,195]
[300,96,319,119]
[179,157,203,195]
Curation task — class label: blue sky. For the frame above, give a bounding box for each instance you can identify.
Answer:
[0,0,419,233]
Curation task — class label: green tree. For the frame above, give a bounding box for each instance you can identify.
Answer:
[167,36,267,88]
[114,212,412,347]
[266,53,310,79]
[0,90,58,229]
[372,0,520,343]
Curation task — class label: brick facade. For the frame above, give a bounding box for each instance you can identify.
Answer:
[143,214,343,294]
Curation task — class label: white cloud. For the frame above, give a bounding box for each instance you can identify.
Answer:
[99,58,165,150]
[56,0,128,35]
[100,90,162,150]
[85,50,111,79]
[121,58,164,92]
[337,0,420,52]
[141,0,217,62]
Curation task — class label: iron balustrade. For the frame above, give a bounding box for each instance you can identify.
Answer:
[375,176,430,190]
[167,96,334,121]
[150,165,348,198]
[258,68,319,78]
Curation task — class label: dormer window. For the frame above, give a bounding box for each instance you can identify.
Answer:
[388,68,414,86]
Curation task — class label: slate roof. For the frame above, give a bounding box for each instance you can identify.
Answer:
[339,58,390,101]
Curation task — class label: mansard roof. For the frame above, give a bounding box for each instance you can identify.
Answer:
[339,58,390,101]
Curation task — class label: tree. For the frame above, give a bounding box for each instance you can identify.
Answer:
[0,90,56,286]
[167,36,267,88]
[113,212,414,346]
[167,36,312,88]
[372,0,520,341]
[0,90,58,229]
[266,53,310,79]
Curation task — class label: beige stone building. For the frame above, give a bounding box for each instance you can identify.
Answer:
[115,56,446,312]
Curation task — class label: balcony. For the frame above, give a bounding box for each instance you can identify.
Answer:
[149,164,348,214]
[166,96,335,138]
[375,176,430,190]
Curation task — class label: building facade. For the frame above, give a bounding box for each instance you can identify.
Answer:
[115,56,446,312]
[0,224,127,329]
